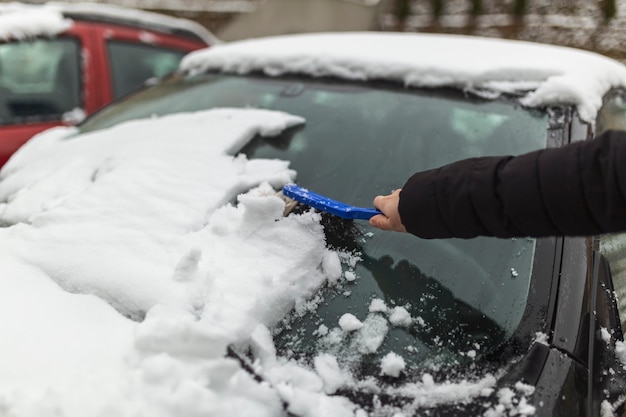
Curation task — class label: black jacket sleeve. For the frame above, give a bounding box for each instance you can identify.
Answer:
[398,129,626,239]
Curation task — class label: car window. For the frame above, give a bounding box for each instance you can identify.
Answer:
[78,74,549,376]
[107,41,186,99]
[0,38,81,125]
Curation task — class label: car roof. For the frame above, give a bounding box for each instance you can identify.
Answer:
[180,32,626,122]
[0,1,219,45]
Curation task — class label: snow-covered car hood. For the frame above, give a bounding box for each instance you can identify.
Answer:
[0,108,356,416]
[180,32,626,122]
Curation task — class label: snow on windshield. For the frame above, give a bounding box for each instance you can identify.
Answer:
[0,5,72,40]
[0,108,326,416]
[180,32,626,123]
[0,108,536,416]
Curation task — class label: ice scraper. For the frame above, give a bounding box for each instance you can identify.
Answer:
[281,184,382,220]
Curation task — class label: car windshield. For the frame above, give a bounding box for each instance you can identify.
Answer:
[80,73,548,375]
[0,38,81,125]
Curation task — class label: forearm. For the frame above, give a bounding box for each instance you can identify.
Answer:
[398,130,626,239]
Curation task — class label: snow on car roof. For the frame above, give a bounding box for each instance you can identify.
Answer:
[0,1,219,44]
[0,4,71,40]
[180,32,626,122]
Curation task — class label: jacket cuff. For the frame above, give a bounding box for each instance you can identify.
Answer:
[398,167,453,239]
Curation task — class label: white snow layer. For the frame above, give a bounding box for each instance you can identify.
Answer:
[0,108,333,416]
[0,6,72,40]
[180,32,626,122]
[0,1,218,44]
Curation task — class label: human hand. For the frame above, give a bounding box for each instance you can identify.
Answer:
[369,189,407,233]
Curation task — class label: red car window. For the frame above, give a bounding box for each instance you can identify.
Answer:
[107,40,187,99]
[0,38,81,125]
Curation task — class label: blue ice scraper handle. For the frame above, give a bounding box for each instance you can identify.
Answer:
[282,184,382,220]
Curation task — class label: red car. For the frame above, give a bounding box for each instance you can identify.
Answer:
[0,3,217,167]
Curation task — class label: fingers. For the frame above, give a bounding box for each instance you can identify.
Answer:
[369,213,393,230]
[372,191,397,213]
[369,189,407,233]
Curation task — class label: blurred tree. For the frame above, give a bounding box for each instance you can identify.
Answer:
[394,0,411,31]
[601,0,617,21]
[512,0,527,17]
[432,0,444,18]
[470,0,483,16]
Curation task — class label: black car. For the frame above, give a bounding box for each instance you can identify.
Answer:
[10,33,626,416]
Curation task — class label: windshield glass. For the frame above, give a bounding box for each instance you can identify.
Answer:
[0,38,81,125]
[80,73,548,374]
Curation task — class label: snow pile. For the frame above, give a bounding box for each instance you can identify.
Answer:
[181,32,626,122]
[338,313,364,332]
[0,4,72,40]
[380,352,406,377]
[389,306,412,327]
[0,108,338,416]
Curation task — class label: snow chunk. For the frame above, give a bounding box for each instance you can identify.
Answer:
[484,386,537,417]
[380,352,405,378]
[344,270,356,282]
[387,373,497,409]
[533,332,549,345]
[172,247,202,282]
[389,306,412,327]
[615,340,626,368]
[354,315,388,354]
[249,324,277,367]
[266,360,324,394]
[322,250,342,284]
[338,313,363,332]
[135,305,229,358]
[315,324,329,337]
[276,384,356,417]
[314,354,345,394]
[369,298,388,313]
[602,400,616,417]
[515,381,536,396]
